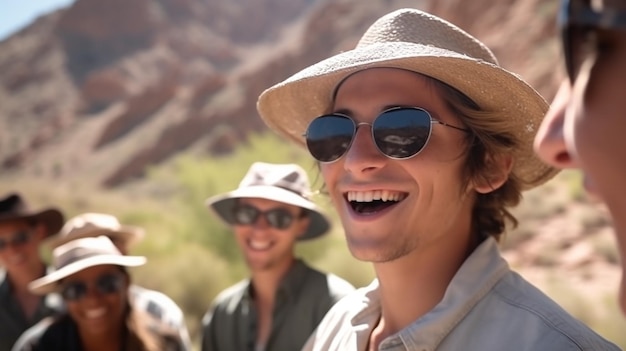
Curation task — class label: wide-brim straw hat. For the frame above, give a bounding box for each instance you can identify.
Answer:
[0,193,64,236]
[29,236,146,295]
[43,212,145,249]
[257,8,558,190]
[206,162,330,240]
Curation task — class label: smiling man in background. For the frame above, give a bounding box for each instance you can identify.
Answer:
[201,162,355,351]
[0,193,64,351]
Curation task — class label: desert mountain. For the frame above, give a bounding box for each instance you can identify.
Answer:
[0,0,561,187]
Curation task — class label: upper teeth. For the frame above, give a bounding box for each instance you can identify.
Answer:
[347,191,405,202]
[86,308,106,319]
[249,240,271,250]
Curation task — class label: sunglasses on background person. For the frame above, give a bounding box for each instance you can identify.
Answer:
[60,273,126,301]
[232,204,303,230]
[560,0,626,82]
[304,107,469,163]
[0,230,34,251]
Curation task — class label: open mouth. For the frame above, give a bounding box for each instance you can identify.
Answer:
[85,307,106,319]
[346,190,407,214]
[247,239,273,251]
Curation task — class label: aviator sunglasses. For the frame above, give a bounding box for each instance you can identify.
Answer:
[304,107,469,163]
[0,230,34,251]
[560,0,626,82]
[60,273,125,301]
[232,204,301,230]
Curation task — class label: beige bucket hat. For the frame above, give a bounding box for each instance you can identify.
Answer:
[257,8,558,189]
[29,236,146,295]
[43,213,145,249]
[205,162,330,240]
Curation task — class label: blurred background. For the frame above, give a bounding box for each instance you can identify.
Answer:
[0,0,623,349]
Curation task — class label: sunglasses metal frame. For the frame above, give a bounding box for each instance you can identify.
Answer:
[0,230,34,251]
[232,204,298,230]
[60,273,126,301]
[560,0,626,82]
[304,106,469,163]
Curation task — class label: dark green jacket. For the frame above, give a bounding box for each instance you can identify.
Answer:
[201,259,355,351]
[0,270,63,351]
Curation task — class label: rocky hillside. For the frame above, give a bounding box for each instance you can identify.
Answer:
[0,0,562,187]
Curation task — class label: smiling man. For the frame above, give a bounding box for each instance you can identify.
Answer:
[0,193,64,351]
[201,162,355,351]
[256,8,619,351]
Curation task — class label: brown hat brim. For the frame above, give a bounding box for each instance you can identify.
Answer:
[0,208,64,237]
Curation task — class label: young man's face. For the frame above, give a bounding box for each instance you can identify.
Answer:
[319,68,484,264]
[232,198,308,272]
[0,219,46,276]
[534,1,626,311]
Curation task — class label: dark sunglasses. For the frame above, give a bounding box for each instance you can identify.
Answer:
[560,0,626,82]
[304,107,469,163]
[0,230,34,251]
[60,273,125,301]
[232,204,299,230]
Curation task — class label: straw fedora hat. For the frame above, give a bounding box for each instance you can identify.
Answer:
[257,8,558,190]
[205,162,330,240]
[0,193,64,236]
[43,213,145,249]
[29,236,146,295]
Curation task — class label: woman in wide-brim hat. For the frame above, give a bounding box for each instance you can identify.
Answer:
[12,236,180,351]
[41,212,193,351]
[256,7,617,351]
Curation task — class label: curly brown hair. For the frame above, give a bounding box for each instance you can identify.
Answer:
[427,76,522,242]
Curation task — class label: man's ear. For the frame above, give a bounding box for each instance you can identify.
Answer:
[34,222,48,239]
[473,154,513,194]
[295,215,311,239]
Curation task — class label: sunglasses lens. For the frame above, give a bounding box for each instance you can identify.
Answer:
[61,274,124,301]
[61,282,87,301]
[13,231,31,245]
[233,205,295,230]
[561,0,600,83]
[265,209,294,230]
[96,274,124,294]
[233,205,259,225]
[373,108,431,159]
[0,230,32,251]
[306,115,355,163]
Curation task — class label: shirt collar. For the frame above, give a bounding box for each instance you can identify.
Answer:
[243,259,310,302]
[0,270,9,297]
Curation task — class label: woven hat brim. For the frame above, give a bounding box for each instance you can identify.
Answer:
[0,208,64,237]
[42,225,146,250]
[258,42,558,190]
[206,185,330,240]
[29,255,146,295]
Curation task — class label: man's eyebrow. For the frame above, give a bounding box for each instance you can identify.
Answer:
[333,104,408,116]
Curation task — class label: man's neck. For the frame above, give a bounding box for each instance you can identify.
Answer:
[250,257,296,349]
[251,258,296,302]
[370,238,475,344]
[9,263,46,293]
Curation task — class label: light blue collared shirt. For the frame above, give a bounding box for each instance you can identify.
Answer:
[303,237,620,351]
